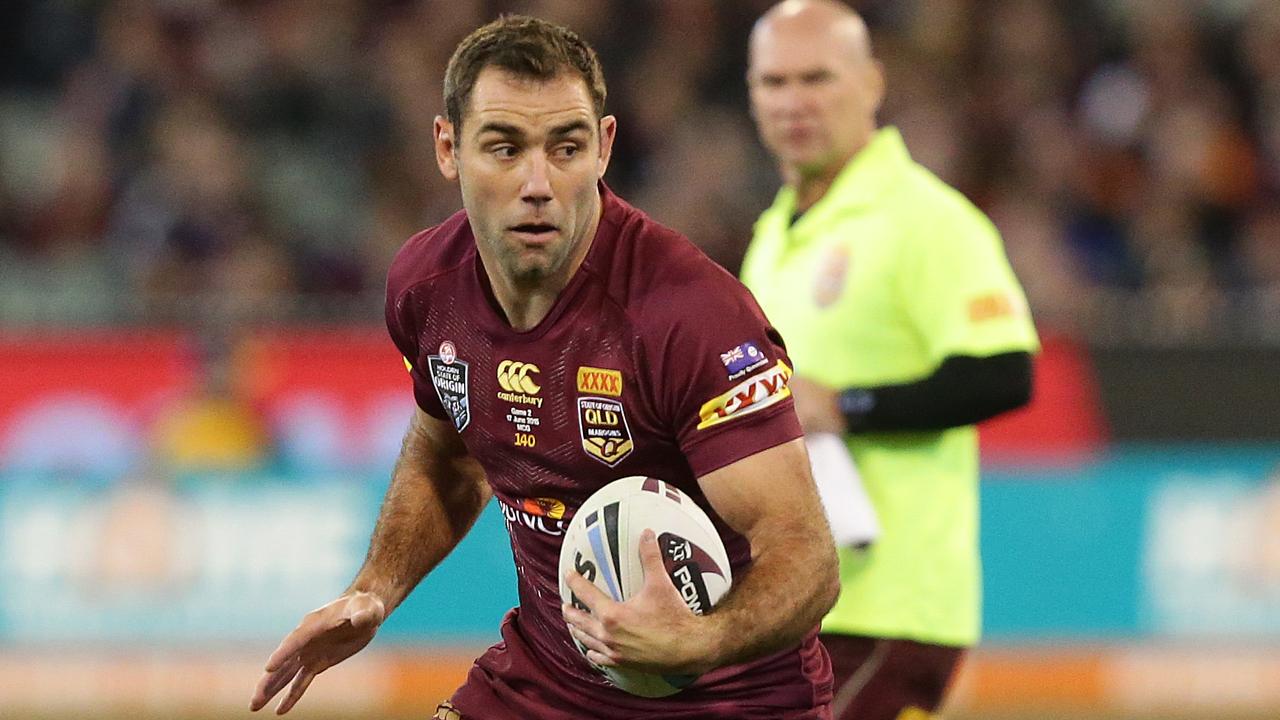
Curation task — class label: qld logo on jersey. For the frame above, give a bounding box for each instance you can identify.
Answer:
[578,396,634,466]
[719,341,768,380]
[697,360,792,430]
[427,340,470,431]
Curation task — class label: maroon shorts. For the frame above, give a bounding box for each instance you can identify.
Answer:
[435,698,830,720]
[820,634,965,720]
[433,701,462,720]
[439,609,832,719]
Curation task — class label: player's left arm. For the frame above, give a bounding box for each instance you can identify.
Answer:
[690,436,840,668]
[563,437,838,675]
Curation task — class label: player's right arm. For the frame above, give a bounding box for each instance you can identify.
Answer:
[348,407,491,611]
[249,407,490,715]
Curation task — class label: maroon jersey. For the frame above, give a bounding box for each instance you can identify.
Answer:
[385,185,832,719]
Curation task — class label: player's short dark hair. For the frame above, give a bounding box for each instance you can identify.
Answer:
[444,15,607,130]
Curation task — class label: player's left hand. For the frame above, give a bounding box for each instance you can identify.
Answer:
[249,591,385,714]
[562,529,716,676]
[787,376,847,434]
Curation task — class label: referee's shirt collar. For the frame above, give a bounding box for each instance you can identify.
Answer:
[779,126,911,242]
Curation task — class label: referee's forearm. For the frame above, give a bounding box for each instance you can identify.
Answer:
[840,351,1033,432]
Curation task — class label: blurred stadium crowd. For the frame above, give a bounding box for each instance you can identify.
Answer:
[1,0,1278,333]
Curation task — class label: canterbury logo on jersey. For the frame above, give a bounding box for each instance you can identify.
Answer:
[696,360,792,430]
[496,360,541,395]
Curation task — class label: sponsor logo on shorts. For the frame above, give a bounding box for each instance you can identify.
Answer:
[433,701,462,720]
[719,341,769,380]
[499,496,568,536]
[578,397,634,466]
[696,360,792,430]
[427,342,469,431]
[496,359,543,408]
[576,366,622,396]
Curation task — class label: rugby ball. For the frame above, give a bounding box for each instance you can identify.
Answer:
[558,475,733,697]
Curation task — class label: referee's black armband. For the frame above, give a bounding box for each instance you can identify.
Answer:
[838,351,1033,433]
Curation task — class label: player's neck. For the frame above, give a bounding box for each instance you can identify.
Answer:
[487,203,602,332]
[489,280,568,332]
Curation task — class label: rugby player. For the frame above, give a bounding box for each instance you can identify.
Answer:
[251,14,839,719]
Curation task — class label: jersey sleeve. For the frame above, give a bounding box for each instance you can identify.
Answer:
[899,197,1040,366]
[641,271,803,478]
[385,276,449,421]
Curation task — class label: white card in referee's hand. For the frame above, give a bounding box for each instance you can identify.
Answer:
[805,433,880,548]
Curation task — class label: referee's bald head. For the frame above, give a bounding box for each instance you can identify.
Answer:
[751,0,874,68]
[747,0,885,181]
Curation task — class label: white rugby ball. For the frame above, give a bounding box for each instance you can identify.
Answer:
[558,475,733,697]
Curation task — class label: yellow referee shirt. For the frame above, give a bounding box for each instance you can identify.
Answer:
[742,127,1039,646]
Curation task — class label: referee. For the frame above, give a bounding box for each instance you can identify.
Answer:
[742,2,1039,719]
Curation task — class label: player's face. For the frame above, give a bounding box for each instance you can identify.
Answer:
[747,29,882,178]
[435,67,616,288]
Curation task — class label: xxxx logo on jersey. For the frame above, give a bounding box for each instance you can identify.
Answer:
[496,359,543,408]
[696,360,792,430]
[576,366,622,397]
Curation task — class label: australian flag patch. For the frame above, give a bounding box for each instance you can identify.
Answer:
[720,341,768,380]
